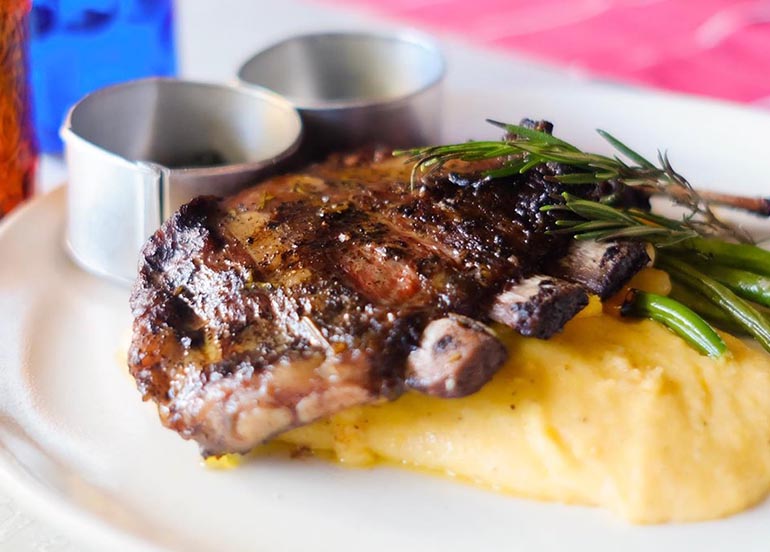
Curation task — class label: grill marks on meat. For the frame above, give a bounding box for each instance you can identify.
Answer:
[131,197,384,454]
[129,148,649,456]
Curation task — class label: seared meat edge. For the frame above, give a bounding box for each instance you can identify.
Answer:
[129,140,649,455]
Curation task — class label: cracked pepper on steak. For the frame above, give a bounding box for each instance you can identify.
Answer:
[128,124,650,456]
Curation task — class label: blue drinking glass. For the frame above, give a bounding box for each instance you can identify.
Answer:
[29,0,176,153]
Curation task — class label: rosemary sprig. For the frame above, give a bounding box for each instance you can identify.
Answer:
[543,193,700,247]
[548,193,770,356]
[396,119,770,357]
[542,193,770,356]
[397,120,751,243]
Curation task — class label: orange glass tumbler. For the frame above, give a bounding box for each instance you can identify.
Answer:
[0,0,35,218]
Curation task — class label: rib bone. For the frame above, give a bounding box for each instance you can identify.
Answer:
[546,240,650,300]
[406,315,507,398]
[489,275,589,339]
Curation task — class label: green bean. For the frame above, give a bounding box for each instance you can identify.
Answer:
[673,237,770,277]
[668,282,747,336]
[657,254,770,353]
[621,290,727,357]
[693,264,770,307]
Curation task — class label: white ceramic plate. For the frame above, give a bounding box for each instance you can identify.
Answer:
[2,85,770,552]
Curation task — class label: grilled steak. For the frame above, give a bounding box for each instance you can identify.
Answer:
[129,131,649,456]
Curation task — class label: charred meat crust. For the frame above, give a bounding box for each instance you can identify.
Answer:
[490,275,589,339]
[547,240,651,300]
[129,130,651,455]
[130,197,384,453]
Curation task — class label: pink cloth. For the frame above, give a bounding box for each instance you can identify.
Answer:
[314,0,770,104]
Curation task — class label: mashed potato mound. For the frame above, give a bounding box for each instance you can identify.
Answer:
[278,315,770,523]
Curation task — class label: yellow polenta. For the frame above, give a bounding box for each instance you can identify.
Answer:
[278,315,770,523]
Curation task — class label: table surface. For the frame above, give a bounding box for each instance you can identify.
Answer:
[314,0,770,107]
[3,0,755,550]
